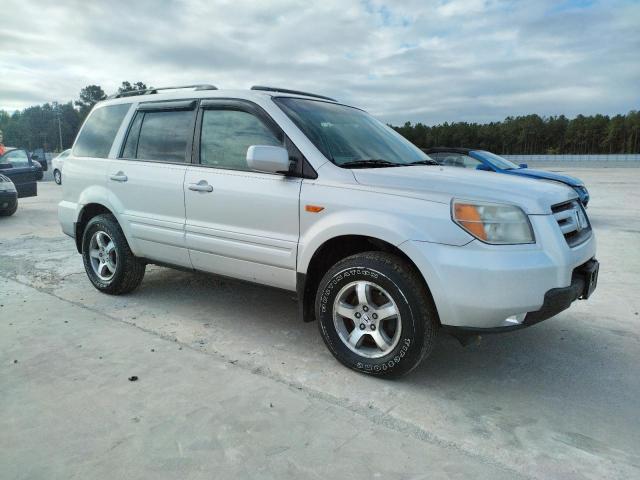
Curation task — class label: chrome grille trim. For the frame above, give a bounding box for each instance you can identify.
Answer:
[551,200,592,247]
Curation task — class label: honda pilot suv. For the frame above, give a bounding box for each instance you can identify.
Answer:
[58,85,598,377]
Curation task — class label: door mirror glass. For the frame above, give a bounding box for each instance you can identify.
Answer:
[246,146,290,174]
[475,163,492,171]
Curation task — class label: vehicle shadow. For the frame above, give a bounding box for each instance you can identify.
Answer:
[407,314,637,423]
[137,266,634,410]
[109,266,640,464]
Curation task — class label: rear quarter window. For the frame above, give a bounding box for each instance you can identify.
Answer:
[73,104,131,158]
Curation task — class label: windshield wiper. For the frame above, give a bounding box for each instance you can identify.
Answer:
[340,159,401,169]
[406,159,439,166]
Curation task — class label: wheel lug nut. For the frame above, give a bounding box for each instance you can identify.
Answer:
[370,324,376,331]
[362,305,369,312]
[359,323,365,330]
[372,313,378,320]
[354,312,361,319]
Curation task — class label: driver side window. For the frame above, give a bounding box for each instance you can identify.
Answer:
[436,153,481,169]
[2,150,29,167]
[200,109,282,171]
[460,154,482,169]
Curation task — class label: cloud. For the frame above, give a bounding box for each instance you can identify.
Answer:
[0,0,638,124]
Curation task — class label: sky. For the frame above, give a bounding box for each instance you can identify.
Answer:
[1,0,638,125]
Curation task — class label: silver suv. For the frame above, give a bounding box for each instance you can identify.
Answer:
[59,85,599,377]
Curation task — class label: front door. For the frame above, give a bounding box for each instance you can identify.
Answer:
[0,149,38,197]
[107,100,197,267]
[184,100,301,291]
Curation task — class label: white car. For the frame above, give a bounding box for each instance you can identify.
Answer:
[52,149,71,185]
[58,85,598,377]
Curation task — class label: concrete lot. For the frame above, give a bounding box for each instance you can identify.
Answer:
[1,168,639,479]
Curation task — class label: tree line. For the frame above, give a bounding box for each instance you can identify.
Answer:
[1,81,638,154]
[392,112,640,155]
[0,82,147,152]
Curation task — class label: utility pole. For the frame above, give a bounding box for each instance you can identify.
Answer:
[55,102,63,151]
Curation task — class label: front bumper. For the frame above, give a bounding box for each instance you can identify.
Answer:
[400,214,597,330]
[442,258,598,335]
[0,190,18,212]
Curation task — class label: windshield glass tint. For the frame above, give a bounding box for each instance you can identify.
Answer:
[472,150,519,170]
[274,97,429,166]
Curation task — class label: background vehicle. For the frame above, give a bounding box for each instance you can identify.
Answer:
[425,147,590,206]
[31,159,45,180]
[0,148,41,198]
[59,85,598,377]
[52,149,71,184]
[30,148,48,171]
[0,174,18,216]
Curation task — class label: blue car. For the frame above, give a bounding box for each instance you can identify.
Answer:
[424,147,589,206]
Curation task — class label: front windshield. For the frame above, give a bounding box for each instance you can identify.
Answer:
[274,97,430,167]
[472,150,520,170]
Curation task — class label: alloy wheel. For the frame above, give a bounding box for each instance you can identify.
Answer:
[332,280,402,358]
[89,231,117,281]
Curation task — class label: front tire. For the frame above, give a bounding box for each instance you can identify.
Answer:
[316,252,438,377]
[81,214,145,294]
[53,169,61,185]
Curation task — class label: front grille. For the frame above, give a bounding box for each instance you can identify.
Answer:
[551,200,592,247]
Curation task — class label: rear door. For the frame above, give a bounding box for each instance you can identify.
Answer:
[184,99,302,290]
[0,149,38,197]
[107,100,197,267]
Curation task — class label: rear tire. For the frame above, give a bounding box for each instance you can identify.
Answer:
[81,214,145,294]
[316,251,438,378]
[53,169,61,185]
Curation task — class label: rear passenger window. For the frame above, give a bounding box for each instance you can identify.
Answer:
[124,110,194,163]
[200,110,282,170]
[74,104,130,158]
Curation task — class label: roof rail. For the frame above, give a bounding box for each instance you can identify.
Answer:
[250,86,337,102]
[108,84,218,99]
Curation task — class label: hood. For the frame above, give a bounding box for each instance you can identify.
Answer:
[512,168,583,187]
[352,166,578,215]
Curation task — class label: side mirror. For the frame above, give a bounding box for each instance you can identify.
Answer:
[519,163,528,169]
[475,163,491,171]
[31,154,39,160]
[246,145,290,174]
[0,163,13,170]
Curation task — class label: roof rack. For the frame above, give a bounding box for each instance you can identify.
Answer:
[250,86,337,102]
[108,84,218,99]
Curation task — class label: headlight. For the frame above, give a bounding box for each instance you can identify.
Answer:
[452,199,535,244]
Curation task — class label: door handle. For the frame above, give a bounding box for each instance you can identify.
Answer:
[109,172,128,182]
[188,180,213,193]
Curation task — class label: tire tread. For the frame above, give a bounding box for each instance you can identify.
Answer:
[82,214,145,295]
[316,251,438,377]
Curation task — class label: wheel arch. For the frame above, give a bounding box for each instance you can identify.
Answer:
[297,234,439,325]
[74,203,115,253]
